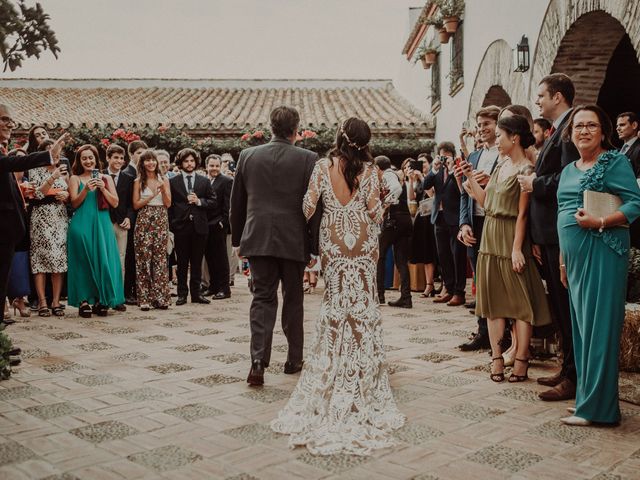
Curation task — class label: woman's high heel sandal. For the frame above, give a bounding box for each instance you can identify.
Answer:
[79,302,92,318]
[508,358,530,383]
[12,299,31,318]
[420,283,435,298]
[490,357,505,382]
[37,301,51,317]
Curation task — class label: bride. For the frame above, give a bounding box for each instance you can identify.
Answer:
[271,117,405,456]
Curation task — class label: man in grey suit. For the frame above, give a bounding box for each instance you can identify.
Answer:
[230,106,319,386]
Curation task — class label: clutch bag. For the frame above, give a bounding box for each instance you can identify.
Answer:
[583,190,628,227]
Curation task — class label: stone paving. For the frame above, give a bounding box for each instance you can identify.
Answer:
[1,276,639,479]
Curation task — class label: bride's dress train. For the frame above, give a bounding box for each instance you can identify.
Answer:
[271,159,405,456]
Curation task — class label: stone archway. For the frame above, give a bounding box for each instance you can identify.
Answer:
[529,0,640,108]
[482,85,511,108]
[467,40,526,123]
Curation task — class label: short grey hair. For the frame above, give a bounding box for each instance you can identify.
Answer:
[154,149,170,160]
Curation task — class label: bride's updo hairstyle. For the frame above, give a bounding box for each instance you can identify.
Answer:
[329,117,373,193]
[497,114,536,149]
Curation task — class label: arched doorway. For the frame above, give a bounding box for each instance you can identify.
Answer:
[482,85,511,108]
[529,1,640,143]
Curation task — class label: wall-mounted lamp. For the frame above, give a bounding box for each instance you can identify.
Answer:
[513,35,530,72]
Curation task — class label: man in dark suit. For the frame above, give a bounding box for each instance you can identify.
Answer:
[424,141,467,307]
[203,154,233,300]
[169,148,216,306]
[457,106,501,350]
[517,73,580,401]
[230,106,319,386]
[0,104,70,325]
[121,140,148,305]
[104,144,134,312]
[616,112,640,247]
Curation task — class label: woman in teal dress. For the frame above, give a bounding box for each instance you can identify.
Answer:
[557,105,640,426]
[67,145,124,317]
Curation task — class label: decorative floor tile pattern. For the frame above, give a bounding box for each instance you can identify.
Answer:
[0,440,36,466]
[69,420,139,443]
[3,277,639,479]
[466,444,543,473]
[41,474,81,480]
[127,445,203,472]
[173,343,211,352]
[164,403,224,421]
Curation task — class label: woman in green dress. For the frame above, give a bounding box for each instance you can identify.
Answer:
[462,115,552,383]
[557,105,640,426]
[67,145,124,317]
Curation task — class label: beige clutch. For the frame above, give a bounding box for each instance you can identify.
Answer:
[583,190,628,227]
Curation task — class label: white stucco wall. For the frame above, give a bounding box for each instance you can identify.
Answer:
[394,0,551,146]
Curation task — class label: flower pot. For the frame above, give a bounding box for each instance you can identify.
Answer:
[420,56,431,70]
[425,51,437,64]
[439,28,451,44]
[444,16,459,33]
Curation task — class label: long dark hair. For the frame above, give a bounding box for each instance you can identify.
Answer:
[72,145,101,175]
[328,117,373,193]
[27,125,48,154]
[137,149,160,192]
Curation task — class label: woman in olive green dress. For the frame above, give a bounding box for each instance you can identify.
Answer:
[557,105,640,426]
[462,115,551,382]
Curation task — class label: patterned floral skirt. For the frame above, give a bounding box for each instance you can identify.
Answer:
[134,206,170,307]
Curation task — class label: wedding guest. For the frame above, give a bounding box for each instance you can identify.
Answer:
[204,154,233,299]
[518,73,580,402]
[558,105,640,426]
[169,148,215,305]
[26,125,49,154]
[456,106,500,350]
[425,142,466,307]
[67,145,124,317]
[29,143,70,317]
[221,152,238,285]
[533,118,552,152]
[156,149,176,178]
[104,144,133,313]
[122,139,148,305]
[132,150,171,310]
[616,112,640,247]
[463,115,552,383]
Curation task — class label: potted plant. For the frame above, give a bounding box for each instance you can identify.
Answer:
[414,44,439,69]
[437,0,464,33]
[424,13,450,44]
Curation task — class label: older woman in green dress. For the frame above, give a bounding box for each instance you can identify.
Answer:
[557,105,640,426]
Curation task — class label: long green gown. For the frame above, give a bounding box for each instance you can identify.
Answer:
[557,151,640,423]
[67,182,124,308]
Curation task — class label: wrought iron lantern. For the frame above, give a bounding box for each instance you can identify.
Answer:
[513,35,530,72]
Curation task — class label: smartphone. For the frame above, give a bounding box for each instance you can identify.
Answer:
[91,169,100,179]
[409,159,424,171]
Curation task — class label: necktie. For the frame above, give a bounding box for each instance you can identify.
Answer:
[110,173,117,186]
[549,126,556,136]
[621,143,630,155]
[187,175,193,193]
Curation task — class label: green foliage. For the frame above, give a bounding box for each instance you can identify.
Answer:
[0,0,60,72]
[0,329,13,381]
[436,0,465,17]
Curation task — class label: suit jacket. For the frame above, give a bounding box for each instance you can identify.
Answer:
[103,169,134,225]
[623,140,640,177]
[0,150,52,244]
[207,174,233,231]
[530,111,580,245]
[169,172,216,236]
[459,148,499,228]
[424,167,461,227]
[230,137,319,263]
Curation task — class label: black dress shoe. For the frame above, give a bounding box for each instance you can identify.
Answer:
[113,304,127,312]
[191,296,211,304]
[284,361,303,374]
[247,360,265,386]
[387,298,412,308]
[8,348,21,356]
[175,296,187,306]
[201,288,215,296]
[464,300,476,309]
[211,292,231,300]
[459,332,490,351]
[2,318,16,326]
[125,297,137,306]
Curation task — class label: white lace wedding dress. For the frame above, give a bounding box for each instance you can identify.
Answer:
[271,158,405,456]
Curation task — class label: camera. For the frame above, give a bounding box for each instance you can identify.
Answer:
[409,159,424,171]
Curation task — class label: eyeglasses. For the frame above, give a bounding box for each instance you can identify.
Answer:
[0,116,16,127]
[573,122,600,133]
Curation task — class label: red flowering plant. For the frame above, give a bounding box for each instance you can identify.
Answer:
[240,129,270,146]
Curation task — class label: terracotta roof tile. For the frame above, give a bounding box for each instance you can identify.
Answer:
[0,79,431,133]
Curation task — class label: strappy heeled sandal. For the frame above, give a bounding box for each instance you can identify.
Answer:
[508,358,530,383]
[51,305,65,317]
[38,300,51,317]
[420,283,435,298]
[490,356,505,383]
[79,302,92,318]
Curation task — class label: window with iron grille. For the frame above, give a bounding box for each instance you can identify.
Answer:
[449,21,464,95]
[431,56,441,112]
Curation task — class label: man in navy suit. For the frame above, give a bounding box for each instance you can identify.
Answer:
[616,112,640,247]
[456,106,501,350]
[0,104,70,325]
[424,141,466,307]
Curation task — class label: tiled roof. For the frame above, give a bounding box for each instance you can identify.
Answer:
[0,79,431,134]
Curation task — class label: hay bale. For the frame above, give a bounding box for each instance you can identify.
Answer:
[621,308,640,372]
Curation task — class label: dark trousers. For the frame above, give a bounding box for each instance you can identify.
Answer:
[0,242,16,323]
[174,225,208,299]
[248,256,305,366]
[539,243,576,383]
[435,218,467,297]
[376,217,412,300]
[468,215,487,334]
[204,225,230,295]
[124,217,137,300]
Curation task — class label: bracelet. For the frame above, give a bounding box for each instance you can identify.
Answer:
[560,264,566,268]
[598,217,605,233]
